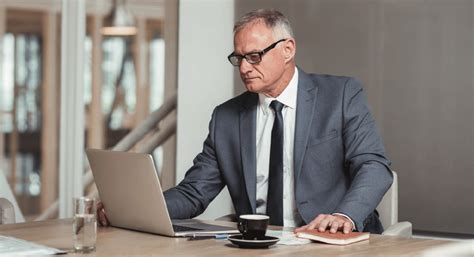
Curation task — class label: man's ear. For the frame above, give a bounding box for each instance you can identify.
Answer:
[283,38,296,62]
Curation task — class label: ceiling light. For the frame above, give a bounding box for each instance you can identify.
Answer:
[101,0,137,36]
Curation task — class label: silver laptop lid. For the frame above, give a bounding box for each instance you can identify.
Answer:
[86,149,176,236]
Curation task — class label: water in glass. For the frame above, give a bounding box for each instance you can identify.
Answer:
[73,213,97,252]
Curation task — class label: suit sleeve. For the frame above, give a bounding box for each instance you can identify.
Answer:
[333,77,393,232]
[163,109,225,219]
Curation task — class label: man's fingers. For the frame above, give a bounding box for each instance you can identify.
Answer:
[96,201,109,226]
[313,214,327,225]
[295,214,354,234]
[102,212,109,226]
[303,214,324,231]
[329,220,340,233]
[313,214,329,229]
[97,209,107,226]
[318,216,334,232]
[306,220,318,231]
[294,215,324,232]
[343,221,352,234]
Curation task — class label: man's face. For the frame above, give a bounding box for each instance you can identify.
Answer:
[233,22,290,96]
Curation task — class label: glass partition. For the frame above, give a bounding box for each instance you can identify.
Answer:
[0,0,177,220]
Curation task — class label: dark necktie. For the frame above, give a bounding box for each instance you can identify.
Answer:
[267,100,284,226]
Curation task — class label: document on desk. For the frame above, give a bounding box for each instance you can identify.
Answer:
[0,235,66,256]
[266,230,311,245]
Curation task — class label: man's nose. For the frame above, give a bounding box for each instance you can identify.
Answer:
[239,58,253,74]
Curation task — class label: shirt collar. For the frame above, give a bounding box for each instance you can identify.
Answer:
[258,67,298,115]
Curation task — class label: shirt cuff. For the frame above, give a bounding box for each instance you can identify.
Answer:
[332,213,356,231]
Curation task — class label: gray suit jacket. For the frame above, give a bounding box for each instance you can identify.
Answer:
[164,68,393,232]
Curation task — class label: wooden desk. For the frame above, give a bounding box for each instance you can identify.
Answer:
[0,219,453,256]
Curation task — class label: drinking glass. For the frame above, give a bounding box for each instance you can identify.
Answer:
[73,197,97,253]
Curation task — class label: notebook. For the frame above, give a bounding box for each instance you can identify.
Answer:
[296,230,370,245]
[86,149,239,237]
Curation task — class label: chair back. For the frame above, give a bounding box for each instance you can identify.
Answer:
[0,198,15,224]
[0,170,25,223]
[377,170,398,229]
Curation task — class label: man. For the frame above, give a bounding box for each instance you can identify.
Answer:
[100,9,392,234]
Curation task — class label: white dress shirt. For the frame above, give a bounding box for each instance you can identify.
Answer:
[255,67,303,227]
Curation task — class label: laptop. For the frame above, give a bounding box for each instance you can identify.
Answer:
[86,149,239,237]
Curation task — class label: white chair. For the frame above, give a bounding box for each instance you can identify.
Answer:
[379,170,413,237]
[0,169,25,223]
[0,198,15,224]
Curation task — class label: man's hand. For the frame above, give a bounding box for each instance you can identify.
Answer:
[96,201,110,226]
[294,214,353,234]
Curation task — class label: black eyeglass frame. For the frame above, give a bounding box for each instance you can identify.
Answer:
[227,38,287,66]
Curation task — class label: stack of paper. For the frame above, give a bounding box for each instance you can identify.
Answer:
[266,230,311,245]
[0,235,66,256]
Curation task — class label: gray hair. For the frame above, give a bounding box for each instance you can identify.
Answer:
[233,9,294,39]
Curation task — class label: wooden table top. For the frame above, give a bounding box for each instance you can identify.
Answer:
[0,219,454,256]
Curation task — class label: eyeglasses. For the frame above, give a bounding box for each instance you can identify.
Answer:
[227,39,287,66]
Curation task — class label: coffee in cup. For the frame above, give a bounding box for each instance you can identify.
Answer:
[237,214,269,240]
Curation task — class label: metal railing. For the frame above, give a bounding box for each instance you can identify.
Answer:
[36,93,177,221]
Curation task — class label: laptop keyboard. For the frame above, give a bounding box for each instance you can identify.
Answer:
[172,225,203,232]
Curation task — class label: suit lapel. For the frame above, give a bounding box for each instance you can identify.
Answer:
[239,93,258,213]
[294,69,318,181]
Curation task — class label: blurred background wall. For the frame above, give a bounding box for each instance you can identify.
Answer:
[235,0,474,236]
[176,0,235,220]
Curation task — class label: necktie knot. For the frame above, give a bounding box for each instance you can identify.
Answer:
[270,100,284,113]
